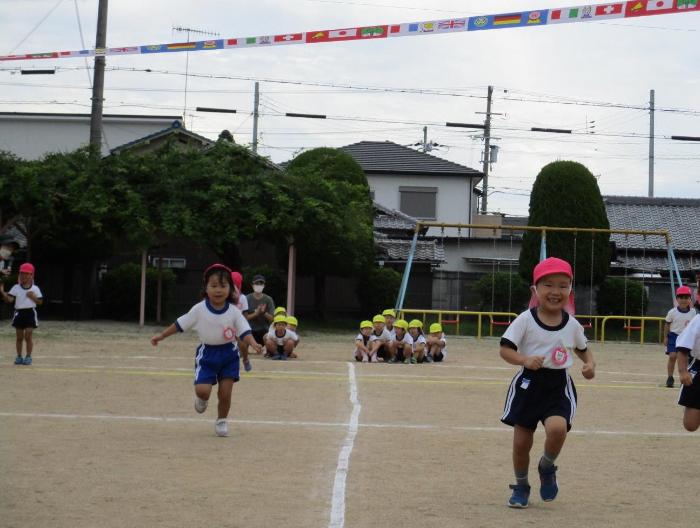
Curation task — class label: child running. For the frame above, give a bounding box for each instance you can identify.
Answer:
[663,286,696,387]
[426,323,447,362]
[408,320,427,363]
[150,264,260,437]
[500,257,595,508]
[677,313,700,431]
[0,263,43,365]
[354,320,373,362]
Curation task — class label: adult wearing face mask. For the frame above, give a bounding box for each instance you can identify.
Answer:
[0,235,20,279]
[246,274,275,345]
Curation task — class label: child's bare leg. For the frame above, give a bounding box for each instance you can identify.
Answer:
[541,416,568,462]
[15,328,23,356]
[683,408,700,432]
[265,340,277,357]
[217,379,234,419]
[667,352,677,377]
[512,425,534,475]
[415,346,425,362]
[195,383,213,402]
[24,329,33,357]
[284,340,295,358]
[386,342,396,361]
[238,338,249,359]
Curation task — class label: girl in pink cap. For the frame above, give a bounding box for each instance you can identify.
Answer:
[499,257,596,508]
[663,286,696,388]
[0,263,43,365]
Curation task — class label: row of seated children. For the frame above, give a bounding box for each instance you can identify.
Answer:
[354,309,447,363]
[263,306,300,360]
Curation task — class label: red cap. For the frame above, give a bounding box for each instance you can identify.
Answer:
[203,263,232,277]
[19,263,35,274]
[676,285,692,296]
[533,257,573,284]
[231,271,243,291]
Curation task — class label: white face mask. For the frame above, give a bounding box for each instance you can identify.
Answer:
[0,247,12,260]
[253,284,265,294]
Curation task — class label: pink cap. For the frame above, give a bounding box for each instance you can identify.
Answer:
[676,285,692,296]
[19,263,35,274]
[203,263,232,277]
[532,257,573,284]
[231,271,243,291]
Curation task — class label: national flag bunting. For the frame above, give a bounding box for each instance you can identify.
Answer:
[626,0,677,17]
[274,33,303,43]
[594,3,624,17]
[493,13,523,25]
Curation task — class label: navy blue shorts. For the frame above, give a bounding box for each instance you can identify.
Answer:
[666,332,679,354]
[12,308,38,329]
[678,358,700,410]
[193,343,240,385]
[501,367,577,431]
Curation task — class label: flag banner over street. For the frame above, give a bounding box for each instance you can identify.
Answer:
[1,0,698,62]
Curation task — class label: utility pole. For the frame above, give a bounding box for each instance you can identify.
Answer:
[648,89,655,198]
[423,126,428,152]
[89,0,108,153]
[481,85,493,214]
[252,81,260,154]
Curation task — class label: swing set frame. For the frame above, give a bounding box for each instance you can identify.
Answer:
[395,222,684,323]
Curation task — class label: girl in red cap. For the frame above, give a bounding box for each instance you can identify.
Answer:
[663,286,696,388]
[499,257,596,508]
[151,264,261,437]
[0,263,43,365]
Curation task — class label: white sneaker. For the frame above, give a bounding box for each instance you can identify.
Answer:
[215,418,228,437]
[194,397,208,414]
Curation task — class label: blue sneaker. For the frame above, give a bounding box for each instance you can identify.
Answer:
[538,464,558,501]
[273,353,287,361]
[243,358,252,372]
[14,356,23,365]
[23,356,32,366]
[508,484,530,508]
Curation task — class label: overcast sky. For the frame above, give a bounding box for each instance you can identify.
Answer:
[1,0,698,216]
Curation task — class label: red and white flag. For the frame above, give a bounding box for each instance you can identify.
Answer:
[626,0,676,17]
[274,33,303,43]
[328,28,359,39]
[594,3,624,17]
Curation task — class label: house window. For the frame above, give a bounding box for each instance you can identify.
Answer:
[399,186,437,219]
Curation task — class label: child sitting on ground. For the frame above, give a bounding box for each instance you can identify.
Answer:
[264,314,296,360]
[389,319,414,363]
[368,314,391,362]
[354,320,373,362]
[426,323,447,362]
[286,316,300,358]
[408,320,427,363]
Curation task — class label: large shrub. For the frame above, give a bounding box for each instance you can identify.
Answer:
[596,277,648,316]
[519,161,610,286]
[356,267,402,316]
[473,272,531,313]
[99,263,176,320]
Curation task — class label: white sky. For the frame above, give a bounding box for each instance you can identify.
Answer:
[1,0,698,216]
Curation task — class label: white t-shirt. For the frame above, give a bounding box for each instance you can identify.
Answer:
[502,309,587,370]
[236,294,249,313]
[427,333,447,358]
[386,326,396,341]
[176,300,251,345]
[392,331,413,348]
[665,307,695,335]
[412,334,427,350]
[369,328,391,343]
[268,328,296,346]
[9,284,43,309]
[676,314,700,359]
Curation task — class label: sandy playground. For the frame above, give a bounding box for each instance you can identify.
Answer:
[1,321,698,528]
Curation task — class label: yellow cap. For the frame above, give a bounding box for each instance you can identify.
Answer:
[382,309,396,317]
[360,320,373,329]
[408,319,423,329]
[273,315,288,324]
[372,315,385,324]
[274,307,287,315]
[286,316,298,326]
[394,319,409,330]
[429,323,443,334]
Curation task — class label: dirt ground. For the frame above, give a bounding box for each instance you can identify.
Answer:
[1,321,697,528]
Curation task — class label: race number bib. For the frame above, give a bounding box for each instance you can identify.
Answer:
[550,346,569,367]
[223,327,236,341]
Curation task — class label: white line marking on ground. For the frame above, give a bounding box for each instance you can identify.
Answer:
[1,411,696,438]
[329,362,361,528]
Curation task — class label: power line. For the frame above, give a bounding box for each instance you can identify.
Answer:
[6,0,65,55]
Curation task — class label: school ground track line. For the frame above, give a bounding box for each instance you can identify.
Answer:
[0,364,669,390]
[1,411,697,438]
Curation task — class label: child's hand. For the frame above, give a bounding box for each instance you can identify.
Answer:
[663,338,668,347]
[523,356,544,370]
[581,362,596,380]
[27,292,37,302]
[150,334,162,346]
[252,342,262,354]
[680,371,693,386]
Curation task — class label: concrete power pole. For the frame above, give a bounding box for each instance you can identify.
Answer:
[252,81,260,154]
[89,0,108,153]
[649,89,655,197]
[480,85,494,214]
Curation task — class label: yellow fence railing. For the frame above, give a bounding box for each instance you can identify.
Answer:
[398,309,666,344]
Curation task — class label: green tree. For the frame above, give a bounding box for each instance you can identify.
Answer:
[285,148,374,316]
[356,267,402,316]
[596,277,648,317]
[519,161,610,287]
[473,272,531,313]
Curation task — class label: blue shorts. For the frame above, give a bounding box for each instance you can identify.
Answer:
[193,343,240,385]
[666,332,679,354]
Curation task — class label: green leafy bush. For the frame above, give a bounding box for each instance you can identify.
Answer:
[473,272,531,313]
[99,263,176,320]
[356,267,402,316]
[596,277,648,316]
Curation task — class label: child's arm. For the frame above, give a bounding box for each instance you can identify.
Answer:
[242,333,262,355]
[663,322,670,346]
[499,346,544,370]
[575,348,596,379]
[677,348,692,386]
[355,338,369,354]
[26,291,43,306]
[151,324,178,346]
[0,283,14,304]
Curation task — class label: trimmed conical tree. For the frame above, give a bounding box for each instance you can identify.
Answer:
[519,161,610,287]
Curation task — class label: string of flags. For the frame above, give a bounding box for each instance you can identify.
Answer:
[1,1,698,62]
